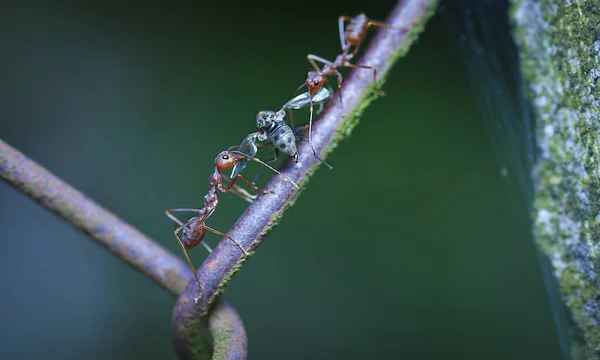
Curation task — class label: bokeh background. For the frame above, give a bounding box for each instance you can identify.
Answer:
[0,0,562,359]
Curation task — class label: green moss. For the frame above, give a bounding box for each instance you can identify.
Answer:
[210,330,234,360]
[209,311,236,360]
[179,313,211,360]
[512,0,600,357]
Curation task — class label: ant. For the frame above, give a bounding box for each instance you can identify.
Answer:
[230,87,332,179]
[301,13,399,154]
[165,150,298,297]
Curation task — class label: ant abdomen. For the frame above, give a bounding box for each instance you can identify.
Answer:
[344,13,369,46]
[182,224,206,250]
[267,121,298,159]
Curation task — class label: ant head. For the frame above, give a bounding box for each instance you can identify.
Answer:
[215,151,236,171]
[306,71,325,96]
[255,110,276,129]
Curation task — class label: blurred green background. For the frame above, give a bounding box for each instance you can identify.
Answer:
[0,0,561,359]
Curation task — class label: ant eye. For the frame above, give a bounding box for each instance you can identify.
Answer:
[222,155,229,160]
[313,80,320,86]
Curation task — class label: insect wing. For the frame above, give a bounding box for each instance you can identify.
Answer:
[230,133,258,178]
[312,87,331,104]
[282,87,331,110]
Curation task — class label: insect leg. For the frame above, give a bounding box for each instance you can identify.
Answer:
[202,225,249,256]
[307,54,333,73]
[222,175,258,203]
[338,16,352,51]
[297,137,333,169]
[164,211,203,295]
[345,63,385,96]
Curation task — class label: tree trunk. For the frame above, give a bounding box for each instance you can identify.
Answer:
[511,1,600,358]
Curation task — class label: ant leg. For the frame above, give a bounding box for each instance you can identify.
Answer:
[173,227,204,293]
[229,174,274,195]
[232,185,258,202]
[256,142,274,151]
[288,108,295,128]
[305,96,322,153]
[164,212,203,294]
[338,16,352,52]
[250,149,279,185]
[265,148,280,164]
[297,137,333,169]
[202,225,249,256]
[320,83,335,116]
[166,208,203,214]
[166,209,213,253]
[294,125,309,138]
[307,95,314,145]
[221,175,257,203]
[223,172,274,195]
[226,144,242,152]
[334,70,344,106]
[308,102,314,158]
[307,54,332,73]
[345,63,385,96]
[367,20,394,31]
[229,151,300,189]
[231,185,257,203]
[165,209,184,226]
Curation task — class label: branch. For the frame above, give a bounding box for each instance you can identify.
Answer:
[171,0,439,358]
[209,298,248,360]
[0,138,190,295]
[0,138,248,359]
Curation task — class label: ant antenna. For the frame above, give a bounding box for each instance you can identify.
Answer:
[297,137,333,169]
[230,150,300,190]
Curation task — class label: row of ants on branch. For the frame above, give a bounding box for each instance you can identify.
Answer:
[166,13,401,298]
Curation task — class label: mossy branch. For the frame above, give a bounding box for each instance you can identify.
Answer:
[0,138,248,359]
[511,0,600,358]
[208,298,248,360]
[170,0,439,358]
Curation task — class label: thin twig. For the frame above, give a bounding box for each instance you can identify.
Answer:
[171,0,439,358]
[0,138,190,295]
[0,138,249,359]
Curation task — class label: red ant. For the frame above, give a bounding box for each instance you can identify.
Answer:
[301,14,399,150]
[165,150,298,297]
[306,14,394,100]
